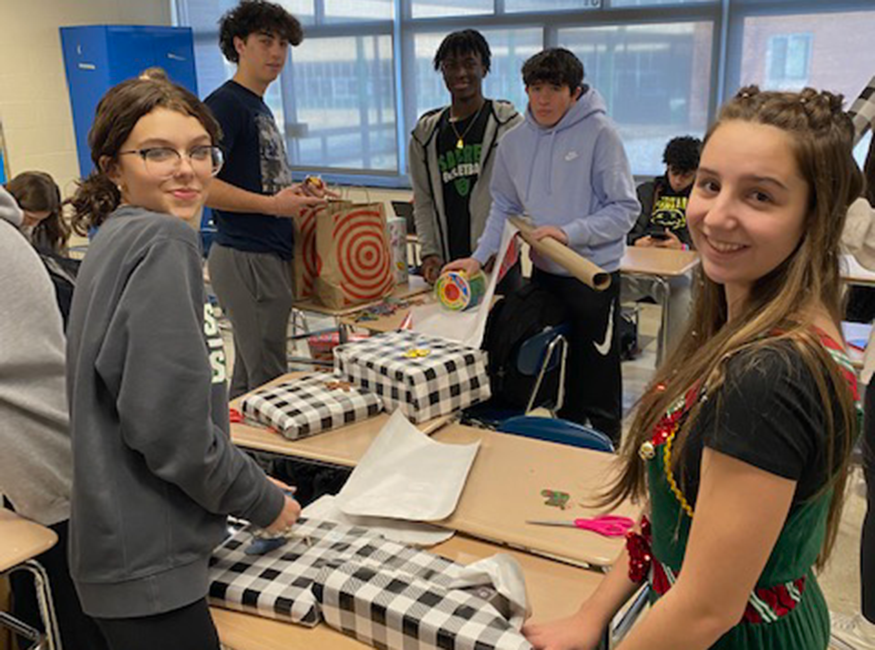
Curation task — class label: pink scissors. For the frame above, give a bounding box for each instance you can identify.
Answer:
[526,514,635,537]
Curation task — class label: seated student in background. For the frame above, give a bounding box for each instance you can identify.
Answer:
[66,77,300,650]
[6,171,80,328]
[446,48,639,443]
[622,136,701,354]
[409,29,522,285]
[7,170,68,255]
[525,86,862,650]
[0,186,108,650]
[627,135,700,250]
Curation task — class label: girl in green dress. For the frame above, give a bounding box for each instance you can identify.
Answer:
[524,86,863,650]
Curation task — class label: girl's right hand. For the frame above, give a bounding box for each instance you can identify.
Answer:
[265,494,302,534]
[522,613,604,650]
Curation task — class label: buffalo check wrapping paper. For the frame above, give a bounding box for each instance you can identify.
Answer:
[240,374,382,440]
[849,75,875,146]
[333,331,491,423]
[208,518,532,650]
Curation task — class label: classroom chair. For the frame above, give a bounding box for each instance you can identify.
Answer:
[199,207,217,258]
[497,415,615,452]
[462,323,570,429]
[0,510,61,650]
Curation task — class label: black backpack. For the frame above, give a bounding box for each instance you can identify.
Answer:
[481,282,570,410]
[38,249,79,331]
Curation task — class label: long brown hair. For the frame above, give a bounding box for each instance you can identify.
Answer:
[68,78,221,235]
[603,86,863,568]
[6,171,68,254]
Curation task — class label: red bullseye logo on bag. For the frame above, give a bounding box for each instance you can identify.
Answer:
[293,201,395,309]
[334,207,394,302]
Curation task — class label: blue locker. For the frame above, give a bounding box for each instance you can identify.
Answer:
[60,25,198,177]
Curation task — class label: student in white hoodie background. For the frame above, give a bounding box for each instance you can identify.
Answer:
[0,185,108,649]
[446,48,639,443]
[833,135,875,650]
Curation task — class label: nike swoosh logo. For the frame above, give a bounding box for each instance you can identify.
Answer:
[594,302,615,356]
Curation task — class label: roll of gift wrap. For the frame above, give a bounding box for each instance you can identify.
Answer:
[435,270,487,311]
[386,216,409,285]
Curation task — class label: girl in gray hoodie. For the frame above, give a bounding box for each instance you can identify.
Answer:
[65,78,300,650]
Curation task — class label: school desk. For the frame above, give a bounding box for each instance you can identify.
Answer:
[842,253,875,288]
[293,277,431,319]
[0,509,59,649]
[230,376,634,569]
[619,247,700,365]
[211,531,606,650]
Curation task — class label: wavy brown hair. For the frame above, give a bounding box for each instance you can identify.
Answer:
[68,78,221,236]
[602,86,863,569]
[6,171,68,254]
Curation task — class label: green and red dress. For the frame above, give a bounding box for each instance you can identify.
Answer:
[628,333,859,649]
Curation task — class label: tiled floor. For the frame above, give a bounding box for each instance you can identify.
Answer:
[221,300,867,623]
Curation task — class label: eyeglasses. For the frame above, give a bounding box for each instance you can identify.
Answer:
[118,145,224,178]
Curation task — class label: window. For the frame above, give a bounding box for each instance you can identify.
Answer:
[561,22,713,176]
[287,35,397,171]
[765,34,812,90]
[410,0,493,18]
[323,0,394,23]
[177,0,875,183]
[505,0,602,12]
[734,9,875,101]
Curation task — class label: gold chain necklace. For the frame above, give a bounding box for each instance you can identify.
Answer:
[449,101,486,150]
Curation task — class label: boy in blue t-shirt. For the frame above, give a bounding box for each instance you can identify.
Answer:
[205,0,326,398]
[446,48,639,442]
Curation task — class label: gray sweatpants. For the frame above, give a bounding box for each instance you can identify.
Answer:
[207,243,293,398]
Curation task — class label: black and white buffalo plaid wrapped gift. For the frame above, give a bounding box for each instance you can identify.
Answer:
[333,331,491,423]
[209,518,532,650]
[240,373,382,440]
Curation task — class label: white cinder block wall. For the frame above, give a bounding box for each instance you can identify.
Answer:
[0,0,172,197]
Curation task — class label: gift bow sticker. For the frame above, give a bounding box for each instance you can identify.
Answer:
[541,489,571,510]
[324,380,353,392]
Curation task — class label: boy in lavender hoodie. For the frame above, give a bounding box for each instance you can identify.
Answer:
[446,48,639,442]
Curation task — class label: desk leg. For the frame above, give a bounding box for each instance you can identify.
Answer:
[653,276,670,368]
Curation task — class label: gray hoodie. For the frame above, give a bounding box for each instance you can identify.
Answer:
[0,186,72,526]
[409,100,522,262]
[66,206,284,618]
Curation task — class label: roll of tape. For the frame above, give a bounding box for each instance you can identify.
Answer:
[435,270,486,311]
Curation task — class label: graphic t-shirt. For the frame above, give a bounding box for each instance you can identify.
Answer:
[648,178,691,235]
[437,101,491,260]
[205,80,295,260]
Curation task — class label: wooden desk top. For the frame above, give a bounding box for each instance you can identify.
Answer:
[0,509,58,573]
[433,425,632,568]
[620,246,699,277]
[232,379,631,567]
[230,373,451,466]
[339,292,439,334]
[212,533,603,650]
[293,279,431,317]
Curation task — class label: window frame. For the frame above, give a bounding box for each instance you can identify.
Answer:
[175,0,875,188]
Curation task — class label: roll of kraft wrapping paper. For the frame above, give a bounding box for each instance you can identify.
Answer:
[508,215,611,291]
[435,270,487,311]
